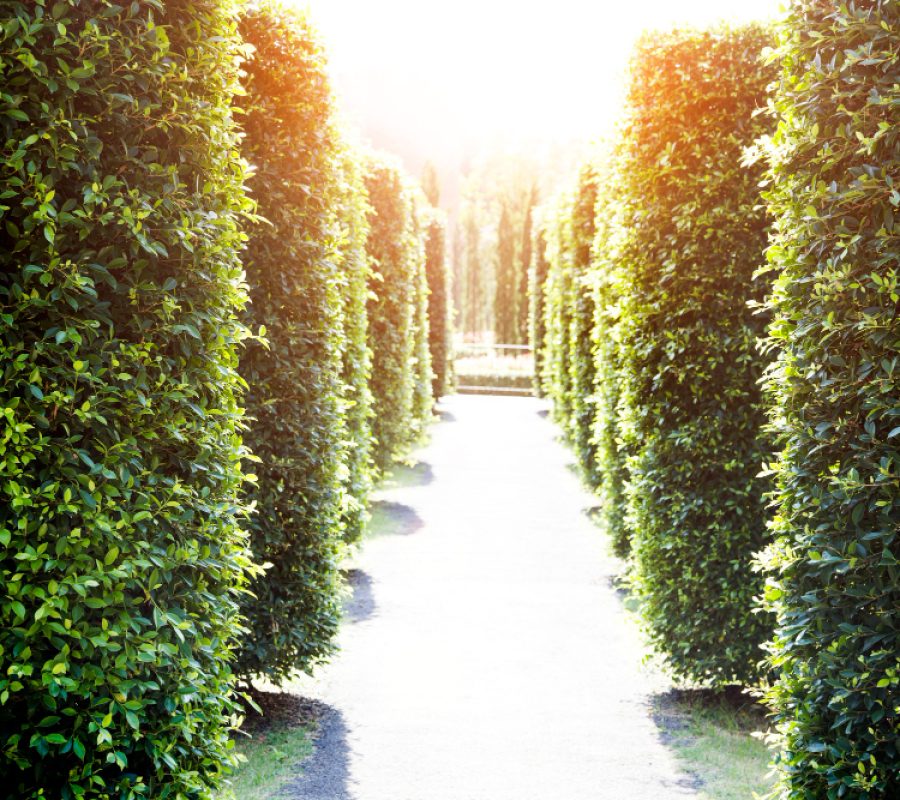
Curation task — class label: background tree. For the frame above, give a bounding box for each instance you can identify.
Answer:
[516,186,538,344]
[494,201,517,342]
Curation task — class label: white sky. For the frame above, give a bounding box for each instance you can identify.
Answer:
[296,0,783,200]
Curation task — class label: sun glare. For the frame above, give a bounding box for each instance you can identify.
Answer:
[303,0,782,161]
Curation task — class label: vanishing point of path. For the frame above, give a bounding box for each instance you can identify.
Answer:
[288,394,698,800]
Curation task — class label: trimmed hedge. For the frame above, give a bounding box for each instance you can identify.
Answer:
[761,2,899,796]
[365,156,431,470]
[541,196,575,422]
[234,3,346,683]
[614,26,776,685]
[424,209,452,399]
[0,1,253,797]
[566,164,600,485]
[411,199,434,430]
[589,163,631,558]
[529,219,550,396]
[333,148,374,545]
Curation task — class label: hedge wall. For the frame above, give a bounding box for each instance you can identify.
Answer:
[762,2,899,796]
[333,148,374,545]
[365,156,432,470]
[540,198,575,421]
[566,165,600,485]
[424,209,452,399]
[411,198,434,431]
[616,26,776,685]
[0,1,253,797]
[589,163,631,558]
[529,220,550,397]
[235,3,350,683]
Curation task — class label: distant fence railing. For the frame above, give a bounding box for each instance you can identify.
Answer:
[454,342,535,397]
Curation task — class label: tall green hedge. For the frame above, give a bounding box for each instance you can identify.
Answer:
[616,26,776,685]
[762,2,899,796]
[234,3,344,683]
[529,219,550,397]
[333,148,374,545]
[589,163,631,558]
[541,197,575,421]
[566,164,600,485]
[365,156,431,470]
[411,196,434,430]
[0,1,253,797]
[495,201,517,343]
[424,209,452,399]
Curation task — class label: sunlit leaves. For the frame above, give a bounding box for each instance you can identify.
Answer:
[233,2,349,683]
[0,0,254,797]
[761,1,900,797]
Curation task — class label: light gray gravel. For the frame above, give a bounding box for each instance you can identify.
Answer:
[286,394,698,800]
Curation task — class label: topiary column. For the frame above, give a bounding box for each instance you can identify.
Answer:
[234,1,347,683]
[762,1,899,796]
[0,0,253,796]
[615,26,776,685]
[365,155,428,470]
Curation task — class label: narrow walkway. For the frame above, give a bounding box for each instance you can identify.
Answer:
[288,394,697,800]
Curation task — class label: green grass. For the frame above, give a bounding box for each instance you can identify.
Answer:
[217,692,317,800]
[654,689,774,800]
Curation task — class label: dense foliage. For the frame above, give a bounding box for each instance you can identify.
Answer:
[541,198,574,421]
[333,149,374,545]
[529,220,550,396]
[495,202,517,343]
[616,27,776,686]
[424,210,452,398]
[589,164,631,558]
[365,156,432,470]
[234,4,346,684]
[411,201,434,430]
[0,1,253,796]
[761,2,899,797]
[566,165,600,484]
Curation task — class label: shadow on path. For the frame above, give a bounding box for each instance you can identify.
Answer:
[382,461,434,489]
[284,704,353,800]
[342,569,376,624]
[368,500,424,538]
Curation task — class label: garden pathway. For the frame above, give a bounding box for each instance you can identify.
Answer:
[287,394,697,800]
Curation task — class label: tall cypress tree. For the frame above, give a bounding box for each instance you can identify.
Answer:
[495,201,516,343]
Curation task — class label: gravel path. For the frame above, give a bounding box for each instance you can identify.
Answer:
[286,394,698,800]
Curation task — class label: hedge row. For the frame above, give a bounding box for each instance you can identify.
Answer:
[537,25,777,686]
[0,1,443,795]
[424,208,453,399]
[761,1,899,796]
[617,27,776,686]
[529,220,550,396]
[334,150,375,545]
[534,7,899,792]
[365,155,434,471]
[0,1,253,796]
[233,3,346,685]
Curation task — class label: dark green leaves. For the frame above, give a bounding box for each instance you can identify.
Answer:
[0,0,254,797]
[762,1,900,796]
[365,155,433,472]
